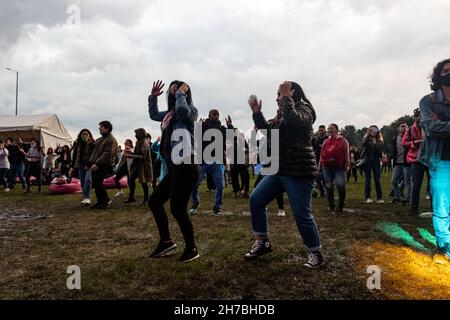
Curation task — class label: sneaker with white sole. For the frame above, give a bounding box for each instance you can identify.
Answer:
[180,248,200,262]
[365,198,374,204]
[4,188,10,192]
[81,198,91,205]
[114,190,124,197]
[277,209,286,217]
[244,239,272,260]
[377,199,385,204]
[303,251,325,268]
[150,241,177,258]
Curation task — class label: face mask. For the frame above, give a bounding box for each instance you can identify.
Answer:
[370,128,379,136]
[440,73,450,87]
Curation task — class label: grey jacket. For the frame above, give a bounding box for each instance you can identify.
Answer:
[418,89,450,166]
[148,90,198,159]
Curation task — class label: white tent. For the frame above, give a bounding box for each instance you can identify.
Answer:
[0,114,73,149]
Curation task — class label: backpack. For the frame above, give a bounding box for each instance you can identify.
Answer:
[321,137,345,168]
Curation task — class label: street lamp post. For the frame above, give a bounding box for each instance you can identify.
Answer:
[5,67,18,116]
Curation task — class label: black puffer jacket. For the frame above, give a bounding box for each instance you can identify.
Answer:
[253,96,318,179]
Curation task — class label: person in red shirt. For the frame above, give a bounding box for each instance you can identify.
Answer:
[319,124,350,213]
[402,108,431,215]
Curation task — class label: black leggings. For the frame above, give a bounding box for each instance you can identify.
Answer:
[231,164,249,193]
[148,164,199,250]
[254,174,284,209]
[128,171,149,201]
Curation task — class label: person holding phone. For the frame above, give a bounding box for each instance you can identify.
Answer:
[244,81,324,269]
[147,80,200,262]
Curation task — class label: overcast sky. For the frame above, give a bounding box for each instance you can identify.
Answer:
[1,0,450,144]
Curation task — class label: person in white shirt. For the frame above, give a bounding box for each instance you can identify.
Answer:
[0,140,11,192]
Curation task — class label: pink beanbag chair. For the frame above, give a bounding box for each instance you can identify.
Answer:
[103,175,127,189]
[49,178,82,195]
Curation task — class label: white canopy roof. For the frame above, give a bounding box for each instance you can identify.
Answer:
[0,114,73,149]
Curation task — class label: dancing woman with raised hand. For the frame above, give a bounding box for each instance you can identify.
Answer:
[147,80,200,262]
[245,81,325,268]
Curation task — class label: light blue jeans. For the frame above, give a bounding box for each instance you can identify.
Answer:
[429,156,450,250]
[250,175,321,251]
[79,166,92,199]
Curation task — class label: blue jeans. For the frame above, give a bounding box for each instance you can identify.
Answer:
[429,156,450,250]
[392,164,411,201]
[364,157,382,200]
[78,166,92,199]
[322,167,346,209]
[191,163,224,209]
[250,175,321,251]
[8,161,26,189]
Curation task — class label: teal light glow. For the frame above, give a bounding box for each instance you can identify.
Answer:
[377,222,430,253]
[417,228,437,247]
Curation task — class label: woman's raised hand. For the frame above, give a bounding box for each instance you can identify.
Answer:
[179,82,190,94]
[248,95,262,113]
[151,80,165,97]
[279,81,294,98]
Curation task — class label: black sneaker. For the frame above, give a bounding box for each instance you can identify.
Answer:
[328,206,336,214]
[303,251,325,268]
[244,239,272,260]
[390,198,401,204]
[180,248,200,262]
[124,198,136,204]
[336,207,344,213]
[212,207,221,216]
[189,203,200,216]
[150,241,177,258]
[90,203,108,210]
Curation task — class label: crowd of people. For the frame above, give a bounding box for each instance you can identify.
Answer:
[1,58,449,266]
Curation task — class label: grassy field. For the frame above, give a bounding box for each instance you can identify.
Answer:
[0,171,449,300]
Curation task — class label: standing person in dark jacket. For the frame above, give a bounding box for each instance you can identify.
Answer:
[71,129,95,205]
[124,128,153,204]
[244,81,324,268]
[418,58,450,263]
[390,121,411,204]
[312,125,327,197]
[5,137,27,190]
[56,145,71,178]
[361,125,385,204]
[89,121,118,209]
[189,109,233,216]
[147,80,200,262]
[230,130,250,198]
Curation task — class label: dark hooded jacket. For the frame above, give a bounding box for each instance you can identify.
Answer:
[252,96,318,179]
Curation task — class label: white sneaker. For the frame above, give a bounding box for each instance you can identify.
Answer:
[81,198,91,205]
[114,190,124,197]
[419,212,433,219]
[277,209,286,217]
[377,199,385,204]
[4,188,10,192]
[366,198,373,204]
[107,199,113,206]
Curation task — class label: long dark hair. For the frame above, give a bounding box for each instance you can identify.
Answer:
[430,58,450,91]
[290,81,313,107]
[167,80,193,110]
[77,128,94,142]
